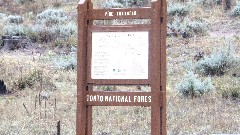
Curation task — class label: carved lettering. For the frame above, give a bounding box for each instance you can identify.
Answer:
[105,10,137,17]
[87,95,151,103]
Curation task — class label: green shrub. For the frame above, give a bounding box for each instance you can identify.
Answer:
[3,24,28,36]
[117,0,144,7]
[221,87,240,100]
[0,13,7,19]
[36,8,68,26]
[14,0,34,4]
[52,53,77,70]
[15,70,42,90]
[196,44,238,76]
[101,1,124,8]
[54,37,77,47]
[55,21,77,38]
[168,16,207,38]
[28,20,77,43]
[215,0,222,5]
[231,2,240,16]
[28,24,56,42]
[2,15,25,36]
[27,24,40,42]
[176,71,214,98]
[167,3,194,16]
[187,18,208,34]
[30,8,76,43]
[6,15,24,24]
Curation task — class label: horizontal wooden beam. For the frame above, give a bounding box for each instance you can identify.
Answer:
[87,79,151,85]
[88,24,151,32]
[89,8,152,20]
[86,91,152,106]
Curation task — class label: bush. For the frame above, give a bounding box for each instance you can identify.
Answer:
[36,8,68,26]
[52,53,77,70]
[0,13,7,19]
[167,3,194,16]
[187,18,208,34]
[168,16,207,38]
[196,44,238,76]
[3,24,28,36]
[221,87,240,100]
[28,24,56,42]
[14,0,34,4]
[117,0,144,7]
[176,71,214,98]
[54,37,77,47]
[15,70,42,90]
[101,1,124,8]
[28,21,77,43]
[0,8,75,44]
[55,21,77,38]
[231,2,240,16]
[29,8,76,43]
[6,15,24,24]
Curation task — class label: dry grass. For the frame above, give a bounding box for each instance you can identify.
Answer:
[167,89,240,134]
[93,106,151,134]
[0,51,77,134]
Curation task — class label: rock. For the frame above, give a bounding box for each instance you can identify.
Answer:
[232,73,240,77]
[194,51,205,61]
[40,91,50,100]
[97,131,111,135]
[2,39,21,50]
[1,36,28,50]
[0,80,7,94]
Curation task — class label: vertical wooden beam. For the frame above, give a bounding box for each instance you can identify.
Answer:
[77,0,88,135]
[86,1,93,134]
[86,105,93,135]
[151,1,162,135]
[160,0,167,134]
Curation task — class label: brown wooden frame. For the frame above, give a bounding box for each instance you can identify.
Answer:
[77,0,167,134]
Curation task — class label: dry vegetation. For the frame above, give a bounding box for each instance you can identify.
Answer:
[0,0,240,135]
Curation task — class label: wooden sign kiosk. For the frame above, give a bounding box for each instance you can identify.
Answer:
[77,0,166,134]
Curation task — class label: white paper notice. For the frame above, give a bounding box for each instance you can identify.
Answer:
[91,31,149,79]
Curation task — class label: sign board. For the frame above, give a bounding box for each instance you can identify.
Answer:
[77,0,167,135]
[87,94,151,103]
[91,31,149,79]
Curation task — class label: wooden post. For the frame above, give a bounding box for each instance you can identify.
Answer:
[57,121,60,135]
[77,0,88,134]
[151,1,162,135]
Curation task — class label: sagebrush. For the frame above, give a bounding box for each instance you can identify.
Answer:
[36,8,68,26]
[168,16,207,38]
[28,8,77,43]
[52,52,77,70]
[231,2,240,16]
[176,71,214,98]
[3,24,28,36]
[196,43,238,76]
[167,3,194,16]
